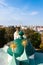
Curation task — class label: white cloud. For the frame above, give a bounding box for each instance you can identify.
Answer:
[0,0,7,7]
[0,0,39,26]
[0,1,29,22]
[30,11,38,15]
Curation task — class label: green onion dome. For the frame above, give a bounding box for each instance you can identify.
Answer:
[25,40,35,56]
[7,38,24,58]
[19,31,24,36]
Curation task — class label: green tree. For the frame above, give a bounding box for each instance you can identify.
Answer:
[23,28,41,48]
[0,28,6,48]
[5,26,15,43]
[30,32,41,48]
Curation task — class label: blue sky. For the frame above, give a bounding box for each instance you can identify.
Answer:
[0,0,43,26]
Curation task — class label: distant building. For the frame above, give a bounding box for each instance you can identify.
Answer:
[0,25,4,28]
[21,26,28,30]
[28,26,43,34]
[33,26,43,34]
